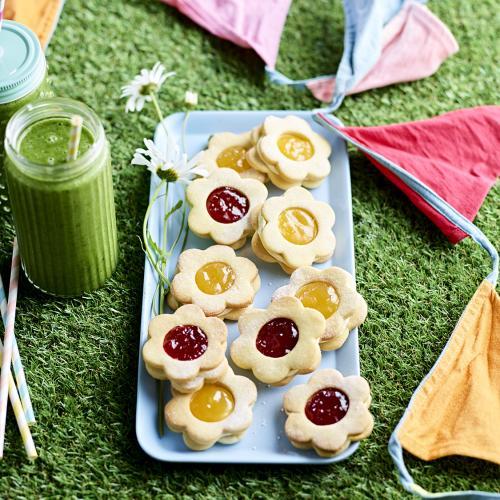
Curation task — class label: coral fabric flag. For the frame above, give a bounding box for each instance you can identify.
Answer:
[324,106,500,243]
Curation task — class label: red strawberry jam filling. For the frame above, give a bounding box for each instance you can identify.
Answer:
[206,186,249,224]
[255,317,299,358]
[305,387,349,425]
[163,324,208,361]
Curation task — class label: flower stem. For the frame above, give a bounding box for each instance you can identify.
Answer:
[159,182,170,314]
[149,91,170,142]
[157,380,164,437]
[181,110,190,155]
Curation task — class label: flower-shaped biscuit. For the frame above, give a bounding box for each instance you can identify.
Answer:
[247,144,323,190]
[253,187,336,272]
[283,369,373,457]
[230,296,325,386]
[273,266,367,350]
[167,274,260,321]
[171,358,229,394]
[170,245,259,317]
[198,131,266,182]
[187,168,268,249]
[258,116,331,185]
[249,124,263,145]
[142,304,227,384]
[165,368,257,450]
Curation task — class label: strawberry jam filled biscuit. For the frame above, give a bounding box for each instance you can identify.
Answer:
[187,168,268,249]
[230,297,325,386]
[283,369,373,457]
[142,304,227,390]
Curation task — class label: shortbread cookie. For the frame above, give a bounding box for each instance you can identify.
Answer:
[283,369,373,457]
[258,115,331,185]
[273,266,367,350]
[168,275,260,321]
[253,187,336,272]
[170,245,259,317]
[165,367,257,450]
[142,304,227,387]
[230,296,325,386]
[248,148,323,190]
[256,137,328,186]
[171,358,229,393]
[198,131,267,182]
[249,124,263,145]
[187,168,268,249]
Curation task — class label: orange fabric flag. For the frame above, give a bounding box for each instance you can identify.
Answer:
[4,0,64,48]
[398,280,500,465]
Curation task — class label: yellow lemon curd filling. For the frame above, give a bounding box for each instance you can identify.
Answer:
[216,146,251,173]
[296,281,339,319]
[278,208,318,245]
[195,262,236,295]
[190,383,235,422]
[277,133,314,161]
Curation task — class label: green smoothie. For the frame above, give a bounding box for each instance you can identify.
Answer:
[0,81,50,140]
[4,98,118,296]
[20,118,93,165]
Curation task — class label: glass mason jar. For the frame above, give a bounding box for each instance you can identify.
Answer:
[0,21,51,141]
[4,98,119,296]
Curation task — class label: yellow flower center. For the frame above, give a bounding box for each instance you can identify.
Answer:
[278,208,318,245]
[195,262,236,295]
[277,133,314,161]
[190,383,235,422]
[296,281,339,319]
[216,146,251,173]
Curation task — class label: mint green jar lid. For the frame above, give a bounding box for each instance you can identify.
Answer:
[0,20,46,104]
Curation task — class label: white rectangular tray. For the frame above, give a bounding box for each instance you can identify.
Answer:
[136,111,359,464]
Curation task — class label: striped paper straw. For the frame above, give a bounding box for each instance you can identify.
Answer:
[0,1,5,31]
[66,115,83,161]
[0,345,36,459]
[0,273,35,424]
[0,238,20,458]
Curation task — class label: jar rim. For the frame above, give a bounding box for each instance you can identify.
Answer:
[4,97,106,182]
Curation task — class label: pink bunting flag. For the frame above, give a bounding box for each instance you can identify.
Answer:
[161,0,292,68]
[307,3,458,102]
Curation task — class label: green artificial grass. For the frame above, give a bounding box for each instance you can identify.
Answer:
[0,0,499,497]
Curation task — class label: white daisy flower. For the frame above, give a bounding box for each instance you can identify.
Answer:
[132,138,208,183]
[121,62,175,113]
[184,90,198,106]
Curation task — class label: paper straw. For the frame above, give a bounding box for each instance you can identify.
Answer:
[0,273,35,424]
[66,115,83,161]
[0,238,20,458]
[0,344,36,459]
[0,1,5,31]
